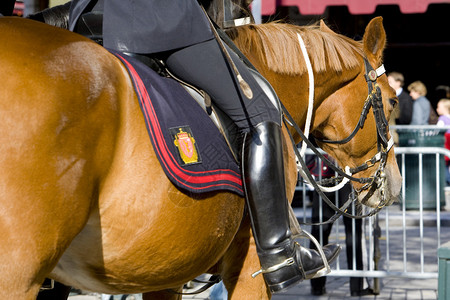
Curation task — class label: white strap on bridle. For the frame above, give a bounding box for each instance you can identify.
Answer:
[375,135,395,161]
[233,17,252,26]
[297,33,314,159]
[296,33,350,193]
[376,65,386,77]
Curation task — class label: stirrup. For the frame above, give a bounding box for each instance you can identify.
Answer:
[289,205,331,279]
[251,207,332,279]
[251,232,331,280]
[294,229,331,279]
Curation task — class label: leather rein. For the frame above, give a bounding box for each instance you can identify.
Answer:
[282,58,394,224]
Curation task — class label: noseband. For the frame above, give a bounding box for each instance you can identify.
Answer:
[283,58,394,221]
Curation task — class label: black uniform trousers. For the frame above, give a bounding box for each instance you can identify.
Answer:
[163,38,281,133]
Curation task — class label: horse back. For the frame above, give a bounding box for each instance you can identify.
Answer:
[0,17,124,188]
[0,17,127,282]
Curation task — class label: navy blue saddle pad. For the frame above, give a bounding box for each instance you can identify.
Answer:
[111,51,243,196]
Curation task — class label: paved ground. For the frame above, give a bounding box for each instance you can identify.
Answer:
[67,200,450,300]
[68,275,438,300]
[271,276,438,300]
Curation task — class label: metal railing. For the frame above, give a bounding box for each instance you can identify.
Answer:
[296,136,450,284]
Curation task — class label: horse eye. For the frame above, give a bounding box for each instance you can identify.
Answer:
[389,97,398,108]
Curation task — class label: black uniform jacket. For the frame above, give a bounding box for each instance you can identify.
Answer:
[69,0,214,53]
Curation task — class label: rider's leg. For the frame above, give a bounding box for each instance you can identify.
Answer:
[242,121,340,292]
[163,38,341,293]
[26,2,72,29]
[162,39,269,130]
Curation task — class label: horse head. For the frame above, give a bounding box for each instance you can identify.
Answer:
[228,17,402,209]
[312,17,402,208]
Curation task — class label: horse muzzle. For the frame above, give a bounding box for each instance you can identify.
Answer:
[357,164,401,208]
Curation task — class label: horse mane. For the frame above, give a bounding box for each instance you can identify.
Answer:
[26,1,70,29]
[227,22,364,76]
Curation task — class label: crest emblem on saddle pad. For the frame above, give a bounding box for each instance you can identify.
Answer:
[171,126,201,166]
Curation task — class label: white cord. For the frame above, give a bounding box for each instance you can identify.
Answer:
[296,33,351,193]
[297,33,314,159]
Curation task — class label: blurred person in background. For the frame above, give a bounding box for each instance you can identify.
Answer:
[408,81,431,125]
[436,98,450,186]
[388,72,413,125]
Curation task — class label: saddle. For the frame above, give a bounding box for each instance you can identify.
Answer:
[28,7,259,195]
[76,12,252,196]
[75,11,242,162]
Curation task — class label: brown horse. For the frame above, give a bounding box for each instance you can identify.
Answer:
[0,16,400,299]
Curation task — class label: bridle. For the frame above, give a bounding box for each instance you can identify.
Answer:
[315,58,393,192]
[283,57,394,222]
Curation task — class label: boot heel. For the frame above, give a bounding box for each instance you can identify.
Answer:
[262,264,303,293]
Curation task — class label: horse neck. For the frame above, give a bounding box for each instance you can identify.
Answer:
[260,61,363,143]
[229,22,364,142]
[315,66,363,126]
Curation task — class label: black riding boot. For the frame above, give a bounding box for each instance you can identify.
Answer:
[242,121,341,293]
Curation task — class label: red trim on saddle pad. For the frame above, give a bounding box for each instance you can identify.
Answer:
[112,51,244,196]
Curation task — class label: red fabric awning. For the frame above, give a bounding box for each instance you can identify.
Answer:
[261,0,450,15]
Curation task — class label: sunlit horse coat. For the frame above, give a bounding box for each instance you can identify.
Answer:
[68,0,215,53]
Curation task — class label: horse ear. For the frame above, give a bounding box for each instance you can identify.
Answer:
[319,19,334,34]
[362,17,386,64]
